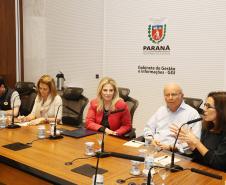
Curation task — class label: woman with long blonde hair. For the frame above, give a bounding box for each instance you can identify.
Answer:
[86,77,131,136]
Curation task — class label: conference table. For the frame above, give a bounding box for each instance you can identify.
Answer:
[0,124,225,185]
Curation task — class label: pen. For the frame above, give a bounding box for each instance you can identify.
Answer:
[157,155,168,162]
[131,140,144,145]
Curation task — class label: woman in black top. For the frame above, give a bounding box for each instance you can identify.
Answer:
[176,91,226,171]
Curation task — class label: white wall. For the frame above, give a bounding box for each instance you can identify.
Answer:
[45,0,104,100]
[103,0,226,135]
[23,0,104,100]
[23,0,226,136]
[23,0,46,82]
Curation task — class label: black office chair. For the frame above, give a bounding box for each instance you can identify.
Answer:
[183,97,203,114]
[15,82,37,116]
[61,87,89,127]
[118,87,139,139]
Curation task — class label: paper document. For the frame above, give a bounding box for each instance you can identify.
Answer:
[154,155,180,166]
[15,122,31,126]
[123,140,144,148]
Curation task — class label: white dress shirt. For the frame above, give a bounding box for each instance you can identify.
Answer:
[144,101,201,150]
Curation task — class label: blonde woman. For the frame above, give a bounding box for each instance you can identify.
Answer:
[86,77,131,136]
[21,75,62,124]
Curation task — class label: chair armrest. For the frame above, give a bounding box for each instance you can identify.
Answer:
[134,135,145,142]
[123,128,136,139]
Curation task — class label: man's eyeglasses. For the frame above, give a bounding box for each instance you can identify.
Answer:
[204,103,215,109]
[164,93,181,98]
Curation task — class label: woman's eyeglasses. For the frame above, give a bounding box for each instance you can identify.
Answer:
[204,103,215,109]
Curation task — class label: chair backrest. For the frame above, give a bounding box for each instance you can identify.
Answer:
[15,82,37,116]
[183,97,203,114]
[118,87,139,123]
[61,87,89,127]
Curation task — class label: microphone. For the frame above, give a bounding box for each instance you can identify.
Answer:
[169,117,202,172]
[95,152,145,162]
[94,154,101,185]
[186,117,202,125]
[48,104,63,140]
[100,129,105,153]
[94,128,106,185]
[147,164,175,185]
[93,129,144,183]
[95,151,145,162]
[7,94,21,129]
[147,166,153,185]
[94,109,125,159]
[197,108,204,115]
[110,152,145,162]
[95,129,109,158]
[190,168,222,180]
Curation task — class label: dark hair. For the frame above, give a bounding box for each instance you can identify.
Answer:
[204,91,226,133]
[0,76,6,87]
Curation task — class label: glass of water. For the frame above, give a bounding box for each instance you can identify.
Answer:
[0,111,6,128]
[96,133,103,152]
[158,168,170,185]
[38,125,46,139]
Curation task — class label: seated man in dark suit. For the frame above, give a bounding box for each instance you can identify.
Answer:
[0,76,21,117]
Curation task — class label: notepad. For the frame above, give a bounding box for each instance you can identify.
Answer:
[123,140,144,148]
[61,128,97,138]
[15,122,30,126]
[154,155,180,166]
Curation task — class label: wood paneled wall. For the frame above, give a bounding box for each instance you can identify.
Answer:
[0,0,23,88]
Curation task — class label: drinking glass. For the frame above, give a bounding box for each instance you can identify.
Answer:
[0,111,6,128]
[144,135,153,146]
[158,168,170,185]
[96,133,103,152]
[37,125,46,139]
[138,148,147,158]
[130,160,141,176]
[85,142,95,156]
